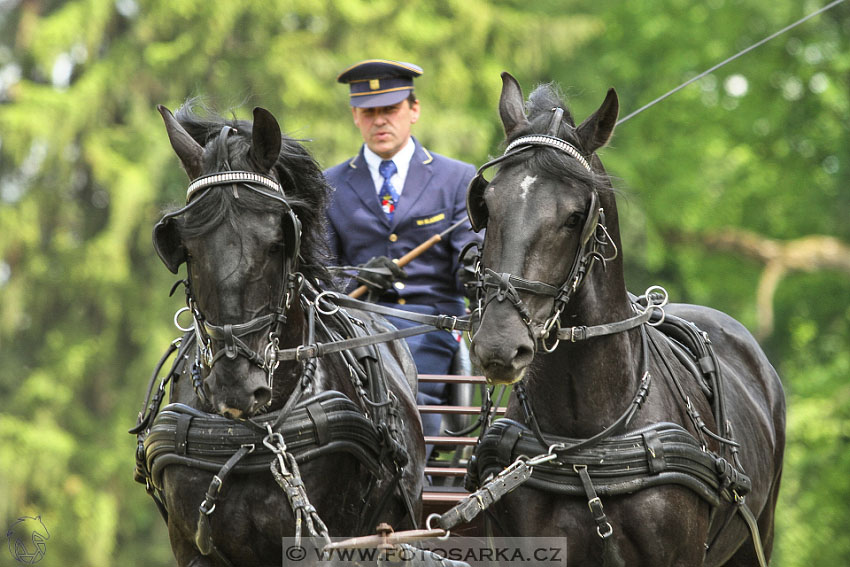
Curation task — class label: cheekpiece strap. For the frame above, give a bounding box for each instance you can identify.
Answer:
[504,135,592,173]
[186,171,284,203]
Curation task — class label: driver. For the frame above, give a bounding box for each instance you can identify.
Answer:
[323,59,481,460]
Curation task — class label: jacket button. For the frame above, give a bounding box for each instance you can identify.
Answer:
[397,298,406,305]
[394,282,405,290]
[389,233,398,242]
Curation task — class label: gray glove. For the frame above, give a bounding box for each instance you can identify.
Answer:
[355,256,407,297]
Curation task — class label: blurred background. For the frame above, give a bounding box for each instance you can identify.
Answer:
[0,1,848,565]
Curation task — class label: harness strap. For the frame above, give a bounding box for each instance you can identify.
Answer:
[196,443,254,559]
[204,313,275,341]
[556,307,652,342]
[437,459,534,531]
[737,500,769,567]
[327,291,662,346]
[306,400,330,446]
[274,323,440,361]
[519,325,653,454]
[483,270,560,298]
[325,294,474,332]
[574,464,613,539]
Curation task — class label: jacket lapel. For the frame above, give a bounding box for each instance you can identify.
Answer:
[342,149,391,227]
[392,138,433,228]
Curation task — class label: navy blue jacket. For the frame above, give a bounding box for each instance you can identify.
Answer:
[324,138,479,317]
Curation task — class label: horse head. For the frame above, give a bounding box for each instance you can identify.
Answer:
[153,105,326,418]
[469,72,622,384]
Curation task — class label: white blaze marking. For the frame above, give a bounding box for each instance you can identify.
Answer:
[519,175,537,200]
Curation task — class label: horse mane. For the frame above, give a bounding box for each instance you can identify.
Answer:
[172,101,333,286]
[502,83,598,186]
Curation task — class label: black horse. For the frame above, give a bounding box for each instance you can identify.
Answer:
[136,104,424,566]
[465,73,785,566]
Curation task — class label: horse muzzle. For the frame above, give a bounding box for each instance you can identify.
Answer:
[470,301,536,385]
[204,367,272,419]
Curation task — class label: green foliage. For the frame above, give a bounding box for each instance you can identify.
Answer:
[0,1,847,565]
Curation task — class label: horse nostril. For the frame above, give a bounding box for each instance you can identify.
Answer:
[515,343,534,363]
[252,386,272,408]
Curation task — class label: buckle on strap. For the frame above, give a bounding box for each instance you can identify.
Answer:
[573,464,615,540]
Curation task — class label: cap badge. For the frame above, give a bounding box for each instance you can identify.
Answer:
[370,79,380,91]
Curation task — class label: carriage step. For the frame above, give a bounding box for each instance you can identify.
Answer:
[418,405,506,415]
[419,374,488,384]
[423,489,469,504]
[425,466,467,477]
[424,436,477,446]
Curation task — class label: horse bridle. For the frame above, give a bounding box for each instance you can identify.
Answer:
[466,109,616,351]
[153,166,303,398]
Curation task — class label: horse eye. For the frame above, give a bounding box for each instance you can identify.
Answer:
[268,242,283,256]
[565,212,583,229]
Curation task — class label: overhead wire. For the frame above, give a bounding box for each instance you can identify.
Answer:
[617,0,847,125]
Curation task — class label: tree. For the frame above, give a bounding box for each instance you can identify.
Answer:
[0,1,847,564]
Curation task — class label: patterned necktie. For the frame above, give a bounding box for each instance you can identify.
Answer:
[378,159,400,221]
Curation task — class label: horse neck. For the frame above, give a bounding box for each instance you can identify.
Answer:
[523,181,644,437]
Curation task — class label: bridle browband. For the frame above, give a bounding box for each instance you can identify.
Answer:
[186,171,287,202]
[466,108,617,351]
[503,134,593,172]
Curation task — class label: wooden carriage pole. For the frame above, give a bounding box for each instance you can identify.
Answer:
[349,219,468,299]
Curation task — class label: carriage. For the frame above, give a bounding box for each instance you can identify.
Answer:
[132,72,783,567]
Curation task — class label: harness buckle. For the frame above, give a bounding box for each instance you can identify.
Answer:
[209,475,223,494]
[569,326,587,342]
[295,344,313,361]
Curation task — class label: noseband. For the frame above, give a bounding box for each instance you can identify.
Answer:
[467,111,616,352]
[156,167,303,401]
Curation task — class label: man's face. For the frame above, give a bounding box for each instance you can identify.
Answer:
[352,99,420,159]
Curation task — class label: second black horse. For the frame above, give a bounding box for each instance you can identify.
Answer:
[136,104,425,566]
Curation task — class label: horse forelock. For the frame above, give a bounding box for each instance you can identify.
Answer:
[498,83,598,188]
[171,103,333,285]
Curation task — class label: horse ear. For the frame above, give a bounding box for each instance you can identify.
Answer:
[250,107,282,173]
[152,217,185,274]
[576,88,619,154]
[499,72,530,138]
[158,105,203,179]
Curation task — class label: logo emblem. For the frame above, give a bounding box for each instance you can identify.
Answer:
[6,516,50,564]
[369,79,380,91]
